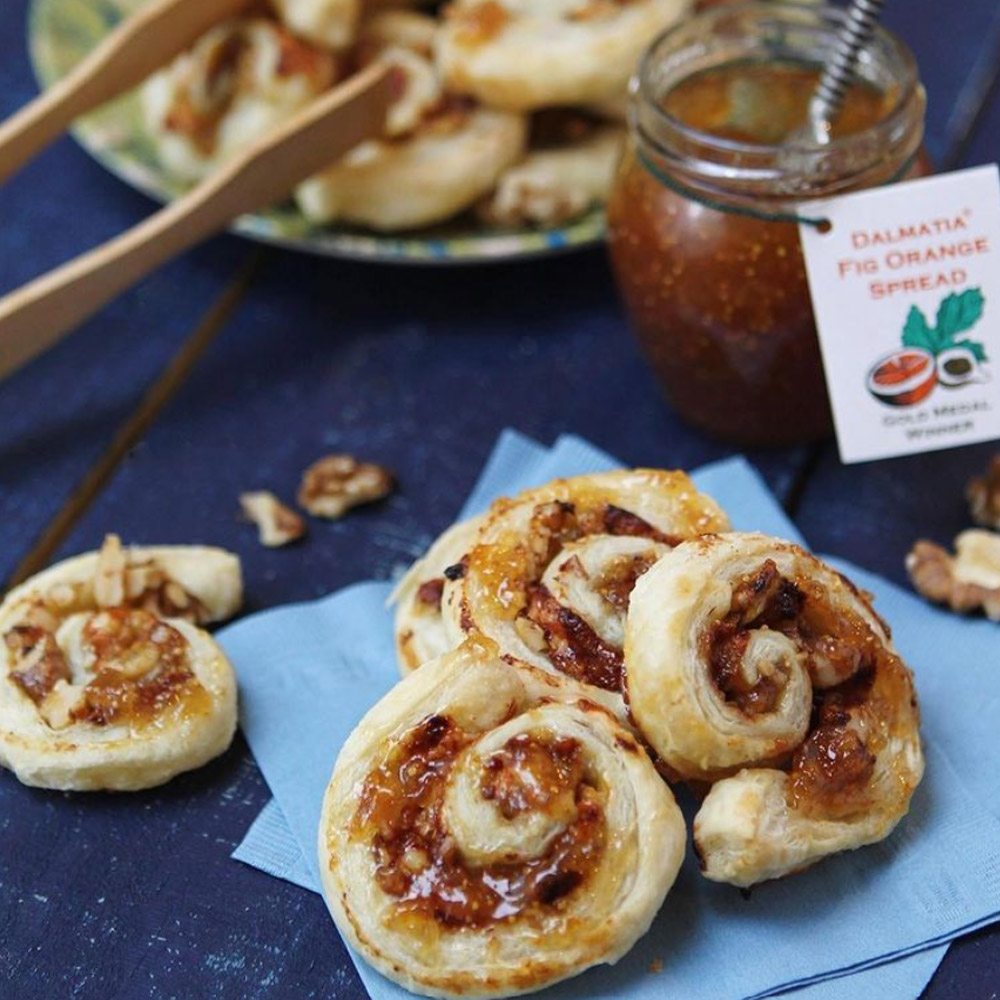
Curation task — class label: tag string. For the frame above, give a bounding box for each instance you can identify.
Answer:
[636,147,920,229]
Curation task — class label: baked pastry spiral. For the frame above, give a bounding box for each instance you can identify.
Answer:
[625,532,924,886]
[437,0,693,111]
[319,638,685,998]
[0,536,241,791]
[441,470,728,708]
[391,516,484,675]
[141,18,337,182]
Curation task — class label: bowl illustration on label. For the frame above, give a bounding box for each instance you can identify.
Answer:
[866,288,990,407]
[867,348,937,406]
[936,345,989,387]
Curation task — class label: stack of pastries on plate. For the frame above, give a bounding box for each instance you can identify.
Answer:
[319,468,925,997]
[140,0,693,232]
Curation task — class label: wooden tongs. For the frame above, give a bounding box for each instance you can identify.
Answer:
[0,0,393,379]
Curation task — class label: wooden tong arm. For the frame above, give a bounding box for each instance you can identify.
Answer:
[0,64,392,380]
[0,0,248,186]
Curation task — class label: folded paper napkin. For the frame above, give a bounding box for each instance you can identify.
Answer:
[222,431,1000,1000]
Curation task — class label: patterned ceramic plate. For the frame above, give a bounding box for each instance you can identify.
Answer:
[28,0,607,264]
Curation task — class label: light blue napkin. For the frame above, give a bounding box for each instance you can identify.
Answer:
[220,431,1000,999]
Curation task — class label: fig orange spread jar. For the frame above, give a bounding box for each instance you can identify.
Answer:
[607,2,927,446]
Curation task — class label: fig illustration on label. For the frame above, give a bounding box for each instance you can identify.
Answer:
[866,289,990,407]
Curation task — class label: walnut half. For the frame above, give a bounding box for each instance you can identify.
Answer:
[967,455,1000,530]
[239,491,307,547]
[298,455,394,520]
[906,530,1000,621]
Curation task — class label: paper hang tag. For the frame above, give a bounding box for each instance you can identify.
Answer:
[799,163,1000,464]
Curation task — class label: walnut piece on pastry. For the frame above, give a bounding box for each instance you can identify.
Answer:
[389,515,484,675]
[967,454,1000,529]
[479,121,623,227]
[0,536,241,791]
[441,469,728,719]
[318,638,686,998]
[437,0,693,111]
[298,455,395,519]
[140,17,337,182]
[624,532,923,887]
[239,491,307,547]
[906,531,1000,621]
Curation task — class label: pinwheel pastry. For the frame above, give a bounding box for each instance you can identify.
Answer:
[319,638,685,998]
[0,536,241,792]
[625,532,924,887]
[479,113,624,227]
[391,515,484,675]
[437,0,693,111]
[141,17,337,181]
[440,470,728,712]
[295,12,526,230]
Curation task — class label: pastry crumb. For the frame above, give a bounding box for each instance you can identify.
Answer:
[649,959,663,973]
[240,491,307,547]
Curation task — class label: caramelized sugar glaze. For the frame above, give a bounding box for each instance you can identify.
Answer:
[703,559,917,820]
[5,602,207,728]
[351,716,606,930]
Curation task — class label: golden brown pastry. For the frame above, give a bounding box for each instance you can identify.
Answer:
[436,0,693,111]
[390,515,484,675]
[0,536,241,791]
[141,18,337,182]
[625,532,924,886]
[295,9,527,229]
[479,120,623,227]
[318,638,686,998]
[441,470,728,713]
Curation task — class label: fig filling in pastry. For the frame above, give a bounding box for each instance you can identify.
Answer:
[319,640,686,998]
[6,606,206,730]
[352,715,606,927]
[625,532,924,887]
[441,470,728,709]
[0,536,242,791]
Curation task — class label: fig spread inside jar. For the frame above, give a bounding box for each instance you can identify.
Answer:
[608,3,927,446]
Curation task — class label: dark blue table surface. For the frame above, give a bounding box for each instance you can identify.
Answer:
[2,0,999,996]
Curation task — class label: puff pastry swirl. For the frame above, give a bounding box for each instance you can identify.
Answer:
[0,536,241,791]
[441,470,728,711]
[625,532,924,886]
[437,0,693,111]
[391,516,484,675]
[319,639,685,998]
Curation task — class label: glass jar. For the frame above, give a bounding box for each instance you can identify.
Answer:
[607,2,927,447]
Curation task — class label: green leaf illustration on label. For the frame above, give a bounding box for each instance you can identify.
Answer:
[899,288,987,361]
[902,304,936,353]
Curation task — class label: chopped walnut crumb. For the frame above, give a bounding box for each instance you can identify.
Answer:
[967,455,1000,530]
[240,491,307,547]
[94,533,128,608]
[514,613,547,654]
[92,535,207,623]
[906,530,1000,621]
[298,455,394,520]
